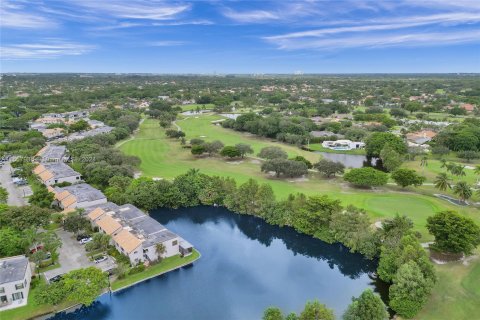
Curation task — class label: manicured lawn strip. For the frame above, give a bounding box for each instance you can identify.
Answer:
[178,104,214,111]
[111,250,200,291]
[402,158,479,185]
[119,117,479,240]
[415,252,480,320]
[308,143,366,155]
[0,278,77,320]
[119,116,480,320]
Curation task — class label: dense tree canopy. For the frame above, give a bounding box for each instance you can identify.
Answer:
[426,211,480,255]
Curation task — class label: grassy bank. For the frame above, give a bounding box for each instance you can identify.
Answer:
[111,250,200,291]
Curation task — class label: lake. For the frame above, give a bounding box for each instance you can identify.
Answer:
[49,206,385,320]
[316,152,382,169]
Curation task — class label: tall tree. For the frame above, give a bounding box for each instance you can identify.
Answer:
[263,307,284,320]
[434,173,451,191]
[427,211,480,255]
[389,261,434,319]
[343,289,388,320]
[453,181,472,203]
[298,300,335,320]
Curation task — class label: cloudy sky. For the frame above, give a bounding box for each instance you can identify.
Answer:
[1,0,479,73]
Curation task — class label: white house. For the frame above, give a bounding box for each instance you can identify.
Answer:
[0,256,32,311]
[322,140,365,151]
[85,203,187,265]
[52,183,107,209]
[33,162,81,186]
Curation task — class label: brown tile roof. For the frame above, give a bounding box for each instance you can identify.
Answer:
[88,207,106,221]
[96,215,122,235]
[47,186,55,193]
[61,195,77,208]
[113,229,143,254]
[55,190,71,201]
[33,164,47,175]
[35,146,47,157]
[38,170,54,182]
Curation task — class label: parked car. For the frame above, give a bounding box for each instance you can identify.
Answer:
[76,234,89,241]
[94,256,108,264]
[49,275,63,283]
[79,237,93,244]
[30,245,44,254]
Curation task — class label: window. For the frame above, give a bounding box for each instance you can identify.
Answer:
[172,240,178,246]
[0,287,4,294]
[12,292,23,301]
[15,283,24,290]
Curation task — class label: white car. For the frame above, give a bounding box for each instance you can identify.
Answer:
[94,256,108,264]
[79,237,93,244]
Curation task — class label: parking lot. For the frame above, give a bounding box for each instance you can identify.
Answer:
[0,161,32,206]
[44,229,116,282]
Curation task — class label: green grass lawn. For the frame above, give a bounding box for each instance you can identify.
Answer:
[118,115,480,320]
[415,250,480,320]
[111,250,200,291]
[120,116,479,239]
[0,278,77,320]
[177,103,214,111]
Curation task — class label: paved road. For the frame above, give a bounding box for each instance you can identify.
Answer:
[0,162,31,206]
[44,229,116,281]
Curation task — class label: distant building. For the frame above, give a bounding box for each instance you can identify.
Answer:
[67,126,114,141]
[406,130,437,148]
[310,131,339,138]
[42,128,65,140]
[0,255,32,311]
[322,140,365,151]
[33,162,81,186]
[35,145,67,163]
[460,103,475,112]
[52,183,107,209]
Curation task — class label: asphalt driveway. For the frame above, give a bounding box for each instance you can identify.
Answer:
[0,161,32,206]
[44,229,116,281]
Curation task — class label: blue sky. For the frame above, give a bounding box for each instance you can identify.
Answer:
[1,0,479,73]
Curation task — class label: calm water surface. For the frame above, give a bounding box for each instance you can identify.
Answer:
[316,152,382,169]
[50,206,385,320]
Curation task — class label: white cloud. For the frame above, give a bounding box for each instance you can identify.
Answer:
[266,29,480,50]
[148,41,188,46]
[265,12,480,40]
[222,9,280,23]
[1,40,95,59]
[73,0,191,20]
[0,1,56,29]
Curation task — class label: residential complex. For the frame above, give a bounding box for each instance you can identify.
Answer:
[86,203,192,265]
[0,256,32,311]
[33,162,82,186]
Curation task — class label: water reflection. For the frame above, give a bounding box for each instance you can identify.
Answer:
[49,206,386,320]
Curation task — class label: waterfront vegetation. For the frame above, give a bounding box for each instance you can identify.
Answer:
[111,250,201,291]
[118,114,480,319]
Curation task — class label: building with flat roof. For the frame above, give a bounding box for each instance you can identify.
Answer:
[86,203,188,265]
[35,145,67,163]
[33,162,81,186]
[0,256,32,311]
[53,183,107,209]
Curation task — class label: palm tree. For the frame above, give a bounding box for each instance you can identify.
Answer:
[453,181,473,203]
[155,243,166,262]
[434,173,452,192]
[439,158,447,169]
[474,165,480,185]
[450,164,466,177]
